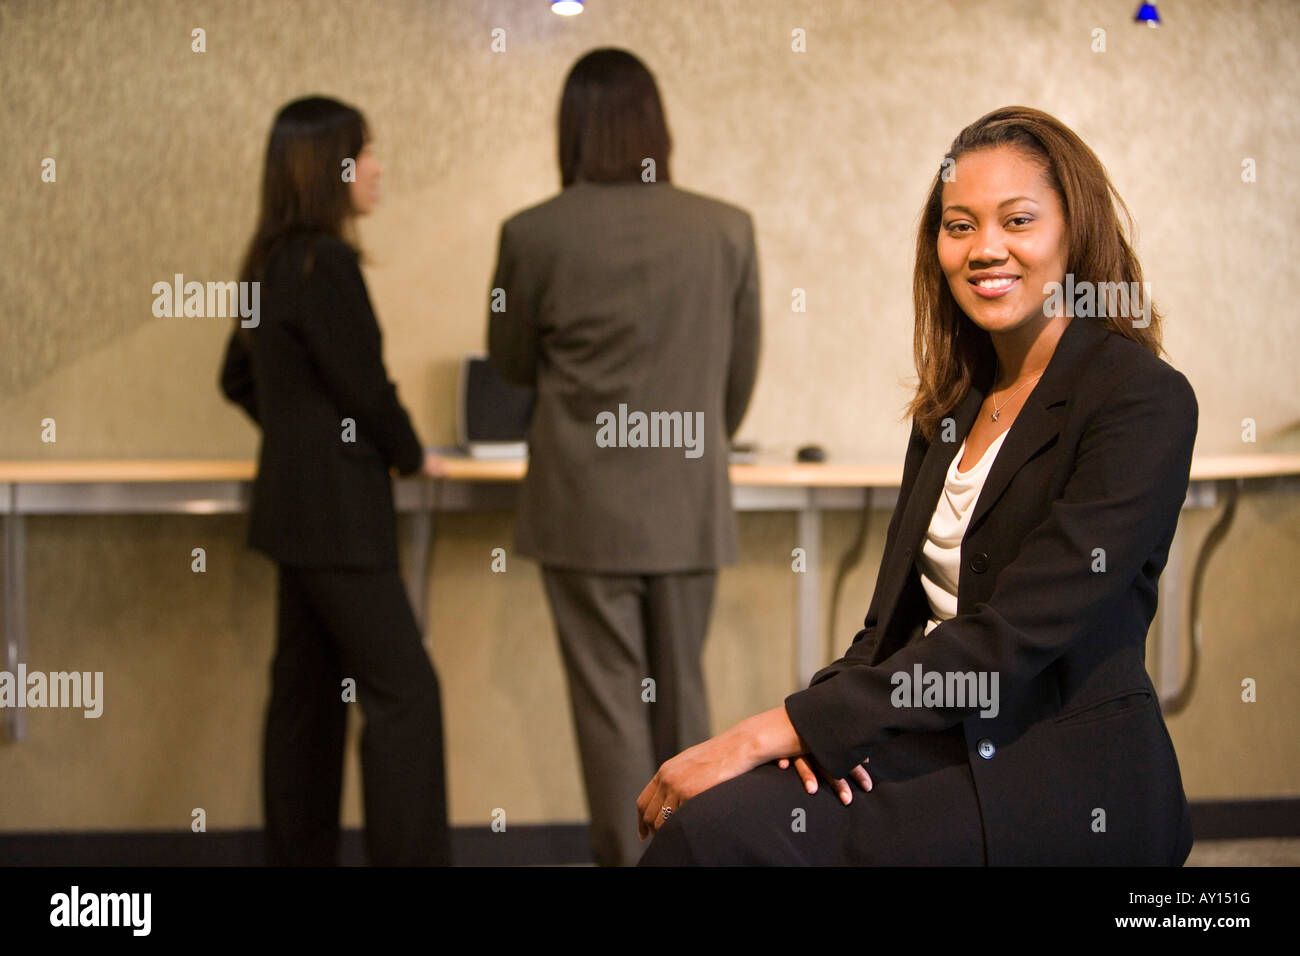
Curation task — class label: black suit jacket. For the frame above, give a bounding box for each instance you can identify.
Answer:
[784,315,1198,865]
[219,232,424,569]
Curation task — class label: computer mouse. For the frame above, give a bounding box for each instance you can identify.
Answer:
[796,444,827,463]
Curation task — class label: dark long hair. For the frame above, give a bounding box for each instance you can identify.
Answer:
[558,48,672,187]
[238,95,368,287]
[905,106,1162,442]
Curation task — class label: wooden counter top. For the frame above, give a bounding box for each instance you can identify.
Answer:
[1,454,1297,486]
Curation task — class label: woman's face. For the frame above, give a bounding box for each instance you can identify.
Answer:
[937,145,1069,337]
[349,140,382,215]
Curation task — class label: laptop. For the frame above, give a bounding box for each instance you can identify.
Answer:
[457,355,535,459]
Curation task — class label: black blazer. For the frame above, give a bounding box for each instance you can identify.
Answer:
[784,315,1198,865]
[219,232,424,569]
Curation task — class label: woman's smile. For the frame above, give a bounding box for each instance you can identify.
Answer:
[968,272,1020,299]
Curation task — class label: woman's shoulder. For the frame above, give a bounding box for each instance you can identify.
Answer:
[656,184,754,238]
[266,230,359,282]
[1095,324,1194,392]
[1082,323,1198,428]
[299,231,359,268]
[511,182,752,228]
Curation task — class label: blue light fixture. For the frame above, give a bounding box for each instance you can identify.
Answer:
[1134,3,1160,27]
[552,0,584,14]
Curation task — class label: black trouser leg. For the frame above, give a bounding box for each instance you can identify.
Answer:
[264,566,346,865]
[265,564,451,866]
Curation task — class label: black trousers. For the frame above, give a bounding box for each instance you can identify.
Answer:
[264,563,451,865]
[638,722,986,866]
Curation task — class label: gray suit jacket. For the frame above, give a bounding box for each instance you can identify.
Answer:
[488,181,761,572]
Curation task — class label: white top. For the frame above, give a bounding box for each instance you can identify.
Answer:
[917,428,1010,636]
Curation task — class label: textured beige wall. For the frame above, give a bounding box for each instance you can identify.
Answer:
[1,0,1297,832]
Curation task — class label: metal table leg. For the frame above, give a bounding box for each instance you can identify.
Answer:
[796,495,821,689]
[3,485,26,742]
[404,478,435,638]
[1162,479,1240,715]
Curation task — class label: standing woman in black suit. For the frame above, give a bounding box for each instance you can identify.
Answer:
[219,96,451,866]
[636,106,1197,865]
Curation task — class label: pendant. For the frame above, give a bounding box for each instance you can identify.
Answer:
[991,409,1000,422]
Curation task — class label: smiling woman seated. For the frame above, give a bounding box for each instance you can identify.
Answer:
[637,105,1197,867]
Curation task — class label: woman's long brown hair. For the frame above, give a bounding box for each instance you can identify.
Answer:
[905,106,1162,442]
[238,95,368,287]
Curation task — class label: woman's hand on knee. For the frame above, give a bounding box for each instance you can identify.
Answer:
[636,731,758,840]
[777,755,872,804]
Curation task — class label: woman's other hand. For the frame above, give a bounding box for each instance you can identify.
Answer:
[421,451,446,478]
[777,755,872,805]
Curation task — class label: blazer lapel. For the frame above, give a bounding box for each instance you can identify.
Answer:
[963,316,1109,537]
[867,316,1111,663]
[866,383,983,664]
[895,385,985,570]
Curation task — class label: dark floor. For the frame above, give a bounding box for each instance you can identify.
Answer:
[1186,838,1300,865]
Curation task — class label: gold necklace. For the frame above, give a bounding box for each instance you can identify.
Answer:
[990,367,1045,422]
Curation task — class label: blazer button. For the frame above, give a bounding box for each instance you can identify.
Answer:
[969,552,989,574]
[977,738,996,759]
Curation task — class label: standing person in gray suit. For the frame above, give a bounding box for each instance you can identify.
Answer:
[487,48,761,866]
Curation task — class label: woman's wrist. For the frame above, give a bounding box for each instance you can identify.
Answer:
[728,706,807,767]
